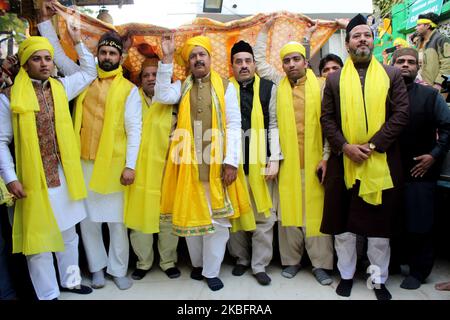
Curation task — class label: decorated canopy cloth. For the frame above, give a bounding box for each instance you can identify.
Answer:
[52,2,340,84]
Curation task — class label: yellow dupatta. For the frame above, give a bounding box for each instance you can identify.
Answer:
[73,65,134,194]
[229,75,272,216]
[123,89,173,233]
[0,177,14,207]
[10,68,87,255]
[160,70,252,236]
[339,57,393,205]
[277,69,325,236]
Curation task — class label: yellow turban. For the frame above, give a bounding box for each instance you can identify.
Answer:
[280,41,306,60]
[393,38,409,48]
[176,35,212,66]
[18,36,54,66]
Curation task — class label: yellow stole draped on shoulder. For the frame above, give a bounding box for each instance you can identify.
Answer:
[229,75,272,215]
[160,70,252,236]
[277,69,324,236]
[124,89,173,233]
[339,57,393,205]
[10,67,87,255]
[73,65,133,194]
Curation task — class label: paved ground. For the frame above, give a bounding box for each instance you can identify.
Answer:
[61,254,450,300]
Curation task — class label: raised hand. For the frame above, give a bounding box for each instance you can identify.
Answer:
[67,17,82,45]
[335,18,349,29]
[261,16,275,33]
[305,20,318,40]
[40,0,57,22]
[161,33,175,64]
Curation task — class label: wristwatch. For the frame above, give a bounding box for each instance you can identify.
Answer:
[369,142,376,151]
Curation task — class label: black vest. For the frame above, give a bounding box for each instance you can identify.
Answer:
[239,77,274,174]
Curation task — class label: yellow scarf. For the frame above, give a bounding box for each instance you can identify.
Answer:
[229,75,272,216]
[277,69,325,236]
[0,177,14,207]
[10,68,87,255]
[339,57,393,205]
[124,89,173,233]
[73,65,134,194]
[160,70,253,236]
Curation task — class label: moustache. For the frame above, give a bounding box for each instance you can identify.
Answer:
[239,68,249,73]
[194,61,205,67]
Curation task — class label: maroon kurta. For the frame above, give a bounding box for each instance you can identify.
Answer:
[320,62,409,238]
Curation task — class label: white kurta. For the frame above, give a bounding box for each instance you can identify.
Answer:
[38,20,143,223]
[48,165,86,231]
[81,160,123,223]
[0,43,97,232]
[81,85,142,223]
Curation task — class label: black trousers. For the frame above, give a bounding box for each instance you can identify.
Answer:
[403,181,436,281]
[405,231,434,282]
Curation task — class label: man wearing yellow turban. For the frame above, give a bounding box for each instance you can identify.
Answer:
[0,25,97,299]
[254,21,334,286]
[321,13,409,300]
[160,35,244,291]
[124,35,183,281]
[38,3,142,291]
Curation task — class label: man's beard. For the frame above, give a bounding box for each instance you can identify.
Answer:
[350,46,373,62]
[99,60,120,72]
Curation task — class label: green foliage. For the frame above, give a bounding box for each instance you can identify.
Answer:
[0,13,28,43]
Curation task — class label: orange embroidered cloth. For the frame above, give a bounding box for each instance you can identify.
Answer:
[54,3,340,83]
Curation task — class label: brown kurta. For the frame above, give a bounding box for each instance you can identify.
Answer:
[189,74,229,182]
[320,62,409,237]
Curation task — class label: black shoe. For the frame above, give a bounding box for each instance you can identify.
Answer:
[131,268,148,280]
[400,275,422,290]
[254,272,271,286]
[165,267,181,279]
[374,284,392,300]
[336,279,353,297]
[206,277,224,291]
[60,284,93,295]
[232,264,249,276]
[190,267,204,280]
